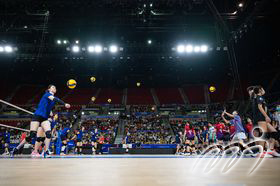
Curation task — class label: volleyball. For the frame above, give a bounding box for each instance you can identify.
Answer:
[209,86,216,92]
[107,98,112,103]
[90,76,96,83]
[91,96,96,102]
[67,79,77,89]
[136,82,141,87]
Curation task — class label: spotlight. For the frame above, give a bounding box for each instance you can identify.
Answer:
[72,45,80,53]
[185,45,193,53]
[5,46,13,53]
[150,3,153,7]
[109,45,118,53]
[194,46,200,53]
[95,45,103,53]
[75,40,79,44]
[57,40,61,44]
[88,46,95,53]
[238,3,243,7]
[147,40,152,44]
[200,45,208,52]
[177,45,185,53]
[63,40,67,44]
[0,46,4,52]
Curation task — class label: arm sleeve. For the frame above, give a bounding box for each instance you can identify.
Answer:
[54,97,65,105]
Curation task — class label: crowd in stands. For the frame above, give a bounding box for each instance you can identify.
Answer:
[172,115,280,155]
[1,103,280,156]
[78,119,118,144]
[124,116,173,144]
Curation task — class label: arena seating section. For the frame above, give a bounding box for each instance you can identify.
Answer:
[1,84,246,106]
[127,88,154,105]
[94,88,123,104]
[184,85,205,104]
[10,85,42,105]
[155,88,184,104]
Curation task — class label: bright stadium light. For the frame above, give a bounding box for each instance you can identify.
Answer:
[0,46,4,52]
[95,45,103,53]
[88,46,95,53]
[57,40,61,44]
[238,3,243,7]
[194,46,200,53]
[75,40,79,44]
[177,45,185,53]
[201,45,208,52]
[5,46,13,53]
[72,45,80,53]
[147,40,152,44]
[63,40,67,44]
[185,45,193,53]
[109,45,118,53]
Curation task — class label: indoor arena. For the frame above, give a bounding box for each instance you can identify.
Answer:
[0,1,280,186]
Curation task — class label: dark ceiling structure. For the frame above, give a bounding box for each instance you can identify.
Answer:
[0,0,279,99]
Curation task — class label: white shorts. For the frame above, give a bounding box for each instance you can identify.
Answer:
[232,132,247,141]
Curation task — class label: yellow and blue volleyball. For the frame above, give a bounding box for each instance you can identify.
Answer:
[90,76,96,83]
[67,79,77,89]
[107,98,112,103]
[209,86,216,93]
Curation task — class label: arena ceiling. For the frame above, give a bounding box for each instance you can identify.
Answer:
[0,0,279,89]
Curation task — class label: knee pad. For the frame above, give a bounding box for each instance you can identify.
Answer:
[25,136,31,143]
[45,131,52,139]
[30,131,37,139]
[270,132,279,140]
[262,132,270,140]
[36,137,45,143]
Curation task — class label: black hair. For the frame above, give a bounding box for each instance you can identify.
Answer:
[247,86,255,92]
[46,84,55,92]
[253,85,263,95]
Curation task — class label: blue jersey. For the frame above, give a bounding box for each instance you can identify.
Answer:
[77,130,83,140]
[230,115,245,133]
[51,120,57,130]
[125,136,130,144]
[61,128,70,137]
[91,131,98,141]
[4,132,10,143]
[34,92,56,119]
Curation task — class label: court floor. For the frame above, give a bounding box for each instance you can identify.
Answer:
[0,155,280,186]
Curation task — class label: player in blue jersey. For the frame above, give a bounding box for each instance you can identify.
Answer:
[74,126,85,155]
[60,125,71,155]
[32,113,58,157]
[90,128,98,154]
[11,85,70,157]
[31,85,70,157]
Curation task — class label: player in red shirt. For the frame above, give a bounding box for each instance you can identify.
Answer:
[184,122,190,132]
[20,132,27,142]
[245,118,254,140]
